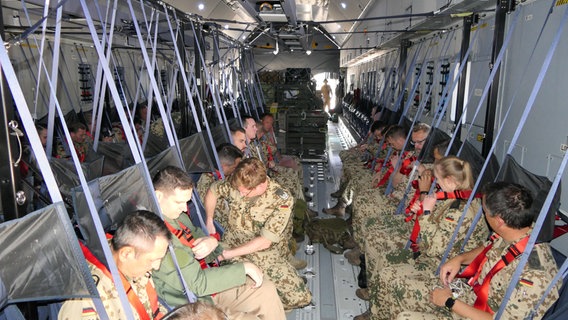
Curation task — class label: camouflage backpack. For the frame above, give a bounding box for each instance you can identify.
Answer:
[305,218,351,254]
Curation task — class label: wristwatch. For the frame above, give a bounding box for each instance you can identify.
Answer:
[445,296,456,311]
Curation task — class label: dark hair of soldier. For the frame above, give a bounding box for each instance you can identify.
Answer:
[153,166,194,193]
[111,210,171,253]
[482,181,534,229]
[216,143,244,166]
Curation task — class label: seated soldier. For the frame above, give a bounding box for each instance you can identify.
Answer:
[196,143,243,231]
[56,121,93,162]
[382,182,559,320]
[151,166,286,320]
[230,127,247,153]
[204,158,313,309]
[58,210,171,320]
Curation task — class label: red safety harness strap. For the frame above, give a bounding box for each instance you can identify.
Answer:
[457,234,530,314]
[406,190,482,251]
[79,241,163,320]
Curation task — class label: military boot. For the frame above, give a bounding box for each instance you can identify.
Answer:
[344,248,362,266]
[289,255,308,270]
[322,200,347,216]
[330,183,346,198]
[353,309,371,320]
[342,236,358,250]
[355,288,370,301]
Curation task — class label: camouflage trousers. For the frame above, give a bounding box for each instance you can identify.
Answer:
[373,264,475,320]
[240,248,312,309]
[340,168,374,205]
[213,278,286,320]
[271,165,305,201]
[351,186,400,250]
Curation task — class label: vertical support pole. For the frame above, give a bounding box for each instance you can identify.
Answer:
[454,15,473,141]
[177,21,190,137]
[194,26,203,103]
[0,1,25,220]
[398,39,411,98]
[483,0,515,156]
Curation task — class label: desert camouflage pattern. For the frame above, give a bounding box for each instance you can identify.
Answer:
[365,198,489,319]
[375,234,559,320]
[197,174,231,230]
[212,178,312,309]
[58,262,166,320]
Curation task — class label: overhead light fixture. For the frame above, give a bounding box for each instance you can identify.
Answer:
[306,50,312,55]
[341,2,347,9]
[224,24,229,30]
[198,3,204,11]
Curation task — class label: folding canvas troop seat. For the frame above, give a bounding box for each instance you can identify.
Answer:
[0,203,98,319]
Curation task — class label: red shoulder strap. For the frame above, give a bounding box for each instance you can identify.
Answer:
[79,242,163,320]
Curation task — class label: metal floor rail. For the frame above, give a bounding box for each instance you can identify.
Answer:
[288,119,367,320]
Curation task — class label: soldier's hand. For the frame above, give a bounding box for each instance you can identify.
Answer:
[422,195,437,211]
[430,287,452,307]
[418,170,432,191]
[192,236,218,260]
[206,221,216,235]
[243,262,264,288]
[439,257,461,286]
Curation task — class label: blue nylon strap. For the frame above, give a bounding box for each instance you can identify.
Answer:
[494,4,568,319]
[529,257,568,319]
[458,0,556,251]
[436,7,523,273]
[371,45,423,173]
[385,37,438,195]
[397,13,489,218]
[396,40,457,216]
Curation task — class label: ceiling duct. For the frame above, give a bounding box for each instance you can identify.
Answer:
[258,2,288,22]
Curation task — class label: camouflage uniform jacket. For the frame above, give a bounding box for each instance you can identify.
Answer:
[152,213,246,307]
[419,198,488,258]
[210,177,294,255]
[258,134,279,163]
[196,172,217,200]
[461,232,559,318]
[58,261,166,320]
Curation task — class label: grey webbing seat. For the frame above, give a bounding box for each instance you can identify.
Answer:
[498,155,560,243]
[0,203,97,318]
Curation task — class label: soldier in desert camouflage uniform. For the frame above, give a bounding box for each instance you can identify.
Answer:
[56,122,93,162]
[349,124,429,255]
[196,143,243,231]
[324,121,388,216]
[204,158,312,309]
[364,156,489,319]
[58,210,170,320]
[382,182,559,320]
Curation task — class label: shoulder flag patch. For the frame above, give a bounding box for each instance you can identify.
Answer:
[82,307,97,316]
[519,278,534,287]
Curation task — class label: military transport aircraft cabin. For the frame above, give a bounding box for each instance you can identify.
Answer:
[1,0,568,319]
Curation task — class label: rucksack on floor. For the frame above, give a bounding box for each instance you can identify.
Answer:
[305,218,351,254]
